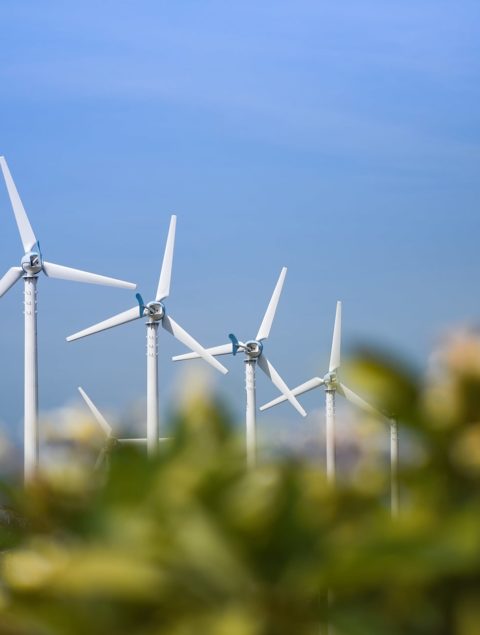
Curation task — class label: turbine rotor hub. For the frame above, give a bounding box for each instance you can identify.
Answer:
[244,340,263,359]
[144,301,165,321]
[324,371,337,389]
[21,251,42,275]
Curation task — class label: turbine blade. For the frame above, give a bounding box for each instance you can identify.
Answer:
[256,267,287,341]
[329,300,342,372]
[118,437,170,444]
[0,266,23,297]
[156,215,176,301]
[257,354,307,417]
[43,261,136,290]
[67,306,142,342]
[172,343,233,362]
[162,314,228,375]
[94,446,110,471]
[337,382,384,419]
[260,376,324,411]
[78,387,113,438]
[0,157,37,252]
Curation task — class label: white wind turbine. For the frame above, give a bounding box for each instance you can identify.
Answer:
[78,387,169,470]
[260,301,399,515]
[67,215,228,457]
[0,157,136,483]
[173,267,307,468]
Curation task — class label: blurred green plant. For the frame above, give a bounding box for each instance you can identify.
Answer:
[1,334,480,634]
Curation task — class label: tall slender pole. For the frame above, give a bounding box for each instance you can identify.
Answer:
[390,418,399,517]
[325,389,336,484]
[146,321,159,458]
[245,359,257,469]
[24,276,38,483]
[325,388,336,635]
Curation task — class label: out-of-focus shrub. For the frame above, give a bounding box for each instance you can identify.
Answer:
[1,335,480,634]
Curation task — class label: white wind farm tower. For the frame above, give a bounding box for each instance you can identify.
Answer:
[261,301,399,516]
[0,157,136,483]
[78,387,169,470]
[67,215,228,457]
[173,267,307,468]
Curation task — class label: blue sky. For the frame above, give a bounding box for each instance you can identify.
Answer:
[0,1,479,450]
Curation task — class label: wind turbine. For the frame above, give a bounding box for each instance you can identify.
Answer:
[0,157,136,483]
[260,301,399,515]
[78,387,169,470]
[173,267,307,468]
[67,215,228,457]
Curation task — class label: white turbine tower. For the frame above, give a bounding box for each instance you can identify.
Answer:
[173,267,307,468]
[78,387,169,470]
[67,215,228,457]
[0,157,136,483]
[260,301,399,515]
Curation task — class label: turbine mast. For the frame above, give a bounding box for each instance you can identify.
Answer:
[325,388,336,484]
[24,275,38,482]
[245,359,257,469]
[390,418,399,517]
[146,321,160,457]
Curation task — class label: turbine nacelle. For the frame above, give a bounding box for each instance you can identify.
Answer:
[244,339,263,358]
[323,371,337,390]
[21,249,42,275]
[143,300,165,321]
[229,333,263,359]
[136,294,165,321]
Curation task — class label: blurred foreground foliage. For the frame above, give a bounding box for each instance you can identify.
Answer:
[1,334,480,634]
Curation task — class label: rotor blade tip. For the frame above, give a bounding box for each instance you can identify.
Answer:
[212,359,229,375]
